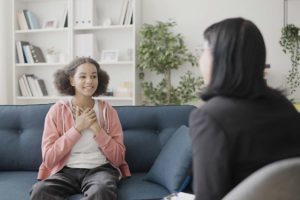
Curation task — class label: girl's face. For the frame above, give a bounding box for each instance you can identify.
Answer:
[70,63,98,97]
[199,40,213,86]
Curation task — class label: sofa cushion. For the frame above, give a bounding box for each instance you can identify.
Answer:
[0,172,169,200]
[117,173,170,200]
[60,173,170,200]
[146,125,192,193]
[0,104,52,171]
[115,105,194,173]
[0,171,37,200]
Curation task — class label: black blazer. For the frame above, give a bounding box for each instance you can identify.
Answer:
[189,93,300,200]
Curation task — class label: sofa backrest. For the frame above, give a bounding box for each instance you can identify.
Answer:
[0,104,52,171]
[0,104,195,172]
[115,105,195,172]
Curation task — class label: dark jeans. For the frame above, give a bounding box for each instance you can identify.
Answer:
[30,163,120,200]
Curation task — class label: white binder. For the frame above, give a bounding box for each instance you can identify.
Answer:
[74,33,96,58]
[74,0,95,27]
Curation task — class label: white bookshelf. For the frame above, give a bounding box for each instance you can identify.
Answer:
[12,0,140,106]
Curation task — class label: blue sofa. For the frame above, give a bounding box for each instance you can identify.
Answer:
[0,104,195,200]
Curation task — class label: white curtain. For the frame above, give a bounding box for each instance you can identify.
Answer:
[0,0,12,104]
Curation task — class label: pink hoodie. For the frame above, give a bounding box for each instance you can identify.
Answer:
[37,100,131,180]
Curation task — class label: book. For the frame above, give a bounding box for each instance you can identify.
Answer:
[34,79,43,96]
[18,77,27,96]
[16,41,25,63]
[37,79,48,96]
[119,0,129,25]
[18,41,30,63]
[29,45,45,63]
[24,10,40,29]
[64,13,68,27]
[26,74,40,96]
[17,11,29,30]
[23,45,34,63]
[23,10,31,29]
[124,0,134,25]
[130,13,133,25]
[60,6,68,28]
[21,74,32,96]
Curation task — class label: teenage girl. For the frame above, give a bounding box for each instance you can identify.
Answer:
[30,57,130,200]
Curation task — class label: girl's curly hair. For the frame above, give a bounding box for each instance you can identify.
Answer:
[54,57,109,96]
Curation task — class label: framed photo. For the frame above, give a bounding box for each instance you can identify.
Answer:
[101,50,119,62]
[43,19,58,29]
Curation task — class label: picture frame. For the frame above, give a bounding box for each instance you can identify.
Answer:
[43,19,58,29]
[101,50,119,62]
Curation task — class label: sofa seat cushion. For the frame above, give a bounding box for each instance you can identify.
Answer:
[0,171,82,200]
[0,171,169,200]
[0,171,37,200]
[67,173,171,200]
[117,173,170,200]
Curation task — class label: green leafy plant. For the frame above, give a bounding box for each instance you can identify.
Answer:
[137,20,203,105]
[279,24,300,97]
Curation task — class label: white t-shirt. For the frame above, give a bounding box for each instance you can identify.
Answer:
[66,101,108,169]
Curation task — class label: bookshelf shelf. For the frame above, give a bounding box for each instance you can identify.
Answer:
[99,61,134,65]
[20,0,62,2]
[13,0,140,106]
[16,63,66,67]
[74,25,133,31]
[16,28,68,34]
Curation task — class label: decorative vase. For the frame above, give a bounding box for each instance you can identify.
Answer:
[46,54,58,63]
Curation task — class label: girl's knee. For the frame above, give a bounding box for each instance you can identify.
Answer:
[85,183,117,200]
[30,181,45,199]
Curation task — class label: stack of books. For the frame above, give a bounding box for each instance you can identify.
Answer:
[18,74,48,97]
[17,8,67,30]
[16,41,45,64]
[17,9,40,30]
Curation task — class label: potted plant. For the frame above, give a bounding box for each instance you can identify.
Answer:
[45,46,58,63]
[137,20,203,105]
[279,24,300,99]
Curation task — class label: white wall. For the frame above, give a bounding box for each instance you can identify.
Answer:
[141,0,300,101]
[0,0,12,104]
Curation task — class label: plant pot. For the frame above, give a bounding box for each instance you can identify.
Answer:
[46,54,58,63]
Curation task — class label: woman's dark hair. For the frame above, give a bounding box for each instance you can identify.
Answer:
[54,57,109,96]
[201,17,271,100]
